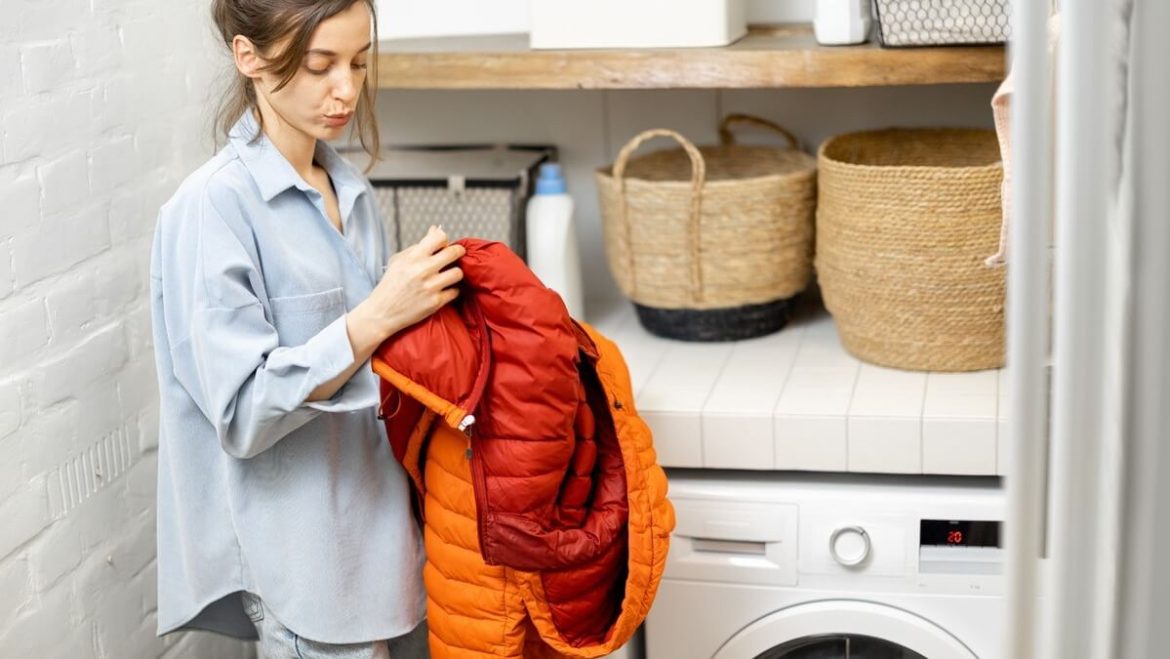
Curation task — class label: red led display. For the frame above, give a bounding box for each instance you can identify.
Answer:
[920,520,1001,548]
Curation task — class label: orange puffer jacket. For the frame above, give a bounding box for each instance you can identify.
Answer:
[371,240,674,658]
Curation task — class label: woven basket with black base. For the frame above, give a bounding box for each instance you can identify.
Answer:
[816,128,1005,371]
[596,115,817,342]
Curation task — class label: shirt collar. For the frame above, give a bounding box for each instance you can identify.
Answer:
[228,111,368,210]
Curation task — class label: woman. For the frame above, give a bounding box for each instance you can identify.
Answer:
[149,1,461,656]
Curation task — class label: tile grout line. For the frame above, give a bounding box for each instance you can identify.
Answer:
[844,356,863,473]
[697,343,737,469]
[920,372,931,474]
[771,323,810,469]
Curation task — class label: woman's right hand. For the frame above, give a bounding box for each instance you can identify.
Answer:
[314,227,464,404]
[347,225,466,352]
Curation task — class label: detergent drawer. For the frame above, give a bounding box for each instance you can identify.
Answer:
[667,498,798,586]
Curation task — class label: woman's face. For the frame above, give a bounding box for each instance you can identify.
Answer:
[254,2,372,142]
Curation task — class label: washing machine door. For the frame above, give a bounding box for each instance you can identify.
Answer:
[714,600,978,659]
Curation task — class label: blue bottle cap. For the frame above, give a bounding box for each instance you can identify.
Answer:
[535,162,567,195]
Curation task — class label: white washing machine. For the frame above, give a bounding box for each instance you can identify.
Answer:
[647,471,1005,659]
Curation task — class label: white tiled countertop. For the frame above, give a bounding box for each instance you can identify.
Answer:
[586,298,1007,477]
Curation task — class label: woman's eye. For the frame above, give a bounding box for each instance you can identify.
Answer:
[353,62,368,70]
[303,57,332,75]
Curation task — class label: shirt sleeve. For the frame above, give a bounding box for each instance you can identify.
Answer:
[162,191,379,459]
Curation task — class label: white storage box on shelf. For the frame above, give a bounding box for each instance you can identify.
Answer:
[529,0,747,49]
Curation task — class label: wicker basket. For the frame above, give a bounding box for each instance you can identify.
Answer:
[596,115,817,342]
[815,128,1005,371]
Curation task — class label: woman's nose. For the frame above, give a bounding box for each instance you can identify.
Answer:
[333,71,359,103]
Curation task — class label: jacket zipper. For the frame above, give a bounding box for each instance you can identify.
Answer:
[458,414,476,457]
[462,415,492,561]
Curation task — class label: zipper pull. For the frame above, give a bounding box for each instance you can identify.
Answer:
[459,414,476,458]
[458,414,476,434]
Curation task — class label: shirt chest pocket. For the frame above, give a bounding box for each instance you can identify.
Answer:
[267,287,347,347]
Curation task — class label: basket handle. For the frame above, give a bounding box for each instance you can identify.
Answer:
[718,113,800,151]
[612,128,707,304]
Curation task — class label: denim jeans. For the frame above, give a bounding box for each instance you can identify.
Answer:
[240,591,429,659]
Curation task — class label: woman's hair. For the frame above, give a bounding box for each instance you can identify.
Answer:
[210,0,380,166]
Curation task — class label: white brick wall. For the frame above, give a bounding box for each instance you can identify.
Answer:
[0,1,253,657]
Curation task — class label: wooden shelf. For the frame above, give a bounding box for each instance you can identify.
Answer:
[376,24,1005,90]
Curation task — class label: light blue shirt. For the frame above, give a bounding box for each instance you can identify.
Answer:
[149,111,425,643]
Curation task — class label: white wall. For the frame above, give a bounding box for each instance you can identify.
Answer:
[0,1,252,657]
[375,84,998,311]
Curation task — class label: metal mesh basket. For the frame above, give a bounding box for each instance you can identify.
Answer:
[874,0,1010,47]
[342,145,555,259]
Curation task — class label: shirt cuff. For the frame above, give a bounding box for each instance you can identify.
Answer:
[300,314,379,413]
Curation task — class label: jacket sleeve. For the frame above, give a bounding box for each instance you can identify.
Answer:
[162,191,379,459]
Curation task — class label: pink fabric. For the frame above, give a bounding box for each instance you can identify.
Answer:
[985,75,1013,267]
[985,13,1060,268]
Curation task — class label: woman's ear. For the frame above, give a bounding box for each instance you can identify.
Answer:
[231,35,263,80]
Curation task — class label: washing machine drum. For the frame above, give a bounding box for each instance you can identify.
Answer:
[714,600,977,659]
[756,635,924,659]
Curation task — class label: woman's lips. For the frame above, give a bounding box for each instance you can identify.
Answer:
[324,113,353,127]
